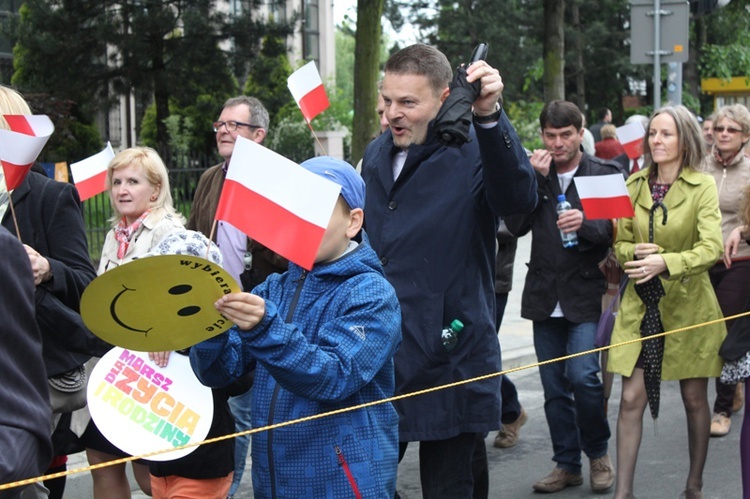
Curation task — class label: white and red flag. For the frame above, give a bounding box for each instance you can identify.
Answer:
[287,61,330,123]
[574,173,634,220]
[70,142,115,201]
[0,115,54,190]
[616,121,646,160]
[215,137,341,270]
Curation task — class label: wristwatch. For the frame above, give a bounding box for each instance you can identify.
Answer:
[473,102,502,124]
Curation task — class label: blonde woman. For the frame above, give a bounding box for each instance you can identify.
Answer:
[79,147,184,498]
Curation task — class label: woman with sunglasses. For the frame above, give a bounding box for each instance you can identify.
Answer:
[701,104,750,438]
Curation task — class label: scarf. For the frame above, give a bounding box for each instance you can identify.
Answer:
[713,146,743,167]
[114,210,150,259]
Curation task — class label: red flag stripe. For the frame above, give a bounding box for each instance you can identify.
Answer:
[580,196,634,220]
[298,85,330,123]
[1,161,33,191]
[4,115,35,135]
[622,140,642,160]
[75,170,108,201]
[216,179,325,271]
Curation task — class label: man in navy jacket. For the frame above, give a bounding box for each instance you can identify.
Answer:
[0,225,53,497]
[361,43,537,498]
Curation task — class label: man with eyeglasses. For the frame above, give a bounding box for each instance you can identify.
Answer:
[187,95,288,499]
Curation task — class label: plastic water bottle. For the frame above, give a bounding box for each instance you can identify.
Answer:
[556,194,579,248]
[441,319,464,352]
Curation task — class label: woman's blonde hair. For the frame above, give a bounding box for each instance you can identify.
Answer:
[106,147,185,227]
[600,124,617,140]
[0,86,32,129]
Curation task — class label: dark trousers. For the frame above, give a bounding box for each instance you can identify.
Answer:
[398,433,489,499]
[496,293,522,424]
[710,260,750,416]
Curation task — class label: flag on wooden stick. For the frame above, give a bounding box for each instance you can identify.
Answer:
[215,137,341,270]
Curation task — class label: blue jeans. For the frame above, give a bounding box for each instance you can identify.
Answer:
[227,389,252,497]
[533,317,610,473]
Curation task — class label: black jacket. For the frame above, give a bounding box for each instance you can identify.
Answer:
[505,154,625,323]
[495,220,517,295]
[1,171,98,376]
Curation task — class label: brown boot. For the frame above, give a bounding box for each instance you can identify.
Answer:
[493,408,527,448]
[532,467,583,493]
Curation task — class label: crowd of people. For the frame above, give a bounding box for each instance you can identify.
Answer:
[1,41,749,499]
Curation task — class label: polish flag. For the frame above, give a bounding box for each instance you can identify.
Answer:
[215,137,341,270]
[616,121,646,160]
[287,61,330,123]
[0,115,54,190]
[70,142,115,201]
[574,173,634,220]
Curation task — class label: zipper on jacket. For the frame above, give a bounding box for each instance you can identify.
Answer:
[269,270,307,498]
[267,383,281,499]
[287,270,307,321]
[335,445,363,499]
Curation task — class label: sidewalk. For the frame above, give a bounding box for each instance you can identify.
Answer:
[62,236,536,498]
[498,234,535,370]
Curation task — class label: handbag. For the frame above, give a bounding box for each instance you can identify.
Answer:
[48,363,88,414]
[595,277,629,348]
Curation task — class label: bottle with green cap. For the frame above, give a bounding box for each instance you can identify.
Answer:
[441,319,464,352]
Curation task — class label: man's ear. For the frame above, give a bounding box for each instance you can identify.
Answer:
[440,86,450,104]
[346,208,364,239]
[253,128,267,144]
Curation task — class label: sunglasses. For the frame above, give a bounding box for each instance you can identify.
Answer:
[713,126,743,134]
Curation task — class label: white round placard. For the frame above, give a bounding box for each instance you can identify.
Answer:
[87,347,214,461]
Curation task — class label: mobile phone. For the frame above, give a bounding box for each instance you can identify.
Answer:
[468,43,489,66]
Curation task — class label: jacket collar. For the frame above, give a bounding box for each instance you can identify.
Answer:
[375,121,442,193]
[629,166,703,211]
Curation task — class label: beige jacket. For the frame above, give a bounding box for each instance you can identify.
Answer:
[701,151,750,260]
[98,210,185,275]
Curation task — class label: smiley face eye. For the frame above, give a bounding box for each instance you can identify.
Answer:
[169,284,193,295]
[178,306,201,317]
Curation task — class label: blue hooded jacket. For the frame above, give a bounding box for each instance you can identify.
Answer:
[190,238,401,498]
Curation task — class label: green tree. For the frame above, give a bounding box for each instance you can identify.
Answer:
[244,31,296,128]
[351,0,386,165]
[698,1,750,94]
[543,0,565,101]
[10,0,291,150]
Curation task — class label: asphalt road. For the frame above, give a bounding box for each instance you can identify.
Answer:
[62,234,744,498]
[395,368,744,499]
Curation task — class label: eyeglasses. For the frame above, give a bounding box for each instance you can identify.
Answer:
[213,120,261,133]
[713,126,743,134]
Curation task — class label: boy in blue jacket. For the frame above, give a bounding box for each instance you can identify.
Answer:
[190,156,402,499]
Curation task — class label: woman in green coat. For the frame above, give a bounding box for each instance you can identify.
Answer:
[609,105,725,499]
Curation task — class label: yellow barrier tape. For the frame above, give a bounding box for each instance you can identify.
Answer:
[2,309,748,492]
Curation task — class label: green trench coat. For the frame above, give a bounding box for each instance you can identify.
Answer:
[608,167,726,379]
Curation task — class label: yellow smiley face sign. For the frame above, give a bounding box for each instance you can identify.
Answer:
[81,255,241,352]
